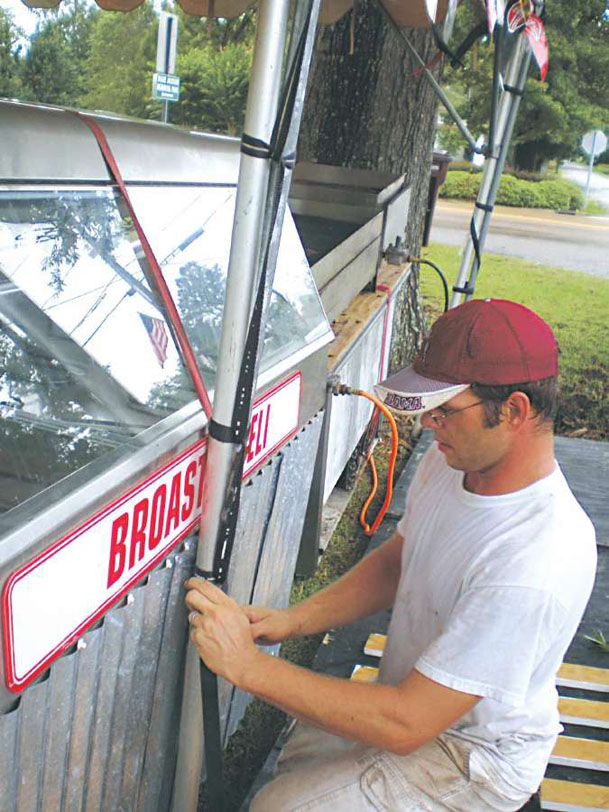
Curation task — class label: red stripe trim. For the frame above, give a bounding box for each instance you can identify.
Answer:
[77,113,213,419]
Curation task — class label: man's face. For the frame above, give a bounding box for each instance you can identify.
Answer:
[420,388,511,474]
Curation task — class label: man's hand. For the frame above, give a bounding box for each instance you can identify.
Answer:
[185,577,260,687]
[242,605,297,645]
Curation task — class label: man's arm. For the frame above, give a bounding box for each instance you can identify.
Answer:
[243,530,404,645]
[185,577,480,755]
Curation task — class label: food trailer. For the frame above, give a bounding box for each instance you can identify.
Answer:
[0,96,412,808]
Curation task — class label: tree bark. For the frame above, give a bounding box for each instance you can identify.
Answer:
[299,1,442,369]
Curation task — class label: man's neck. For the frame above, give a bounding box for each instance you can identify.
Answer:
[464,432,556,496]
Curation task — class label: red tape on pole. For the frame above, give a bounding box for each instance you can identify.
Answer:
[77,112,213,419]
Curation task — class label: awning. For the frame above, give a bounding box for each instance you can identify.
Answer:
[19,0,449,28]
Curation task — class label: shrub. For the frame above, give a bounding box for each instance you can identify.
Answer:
[440,170,481,199]
[440,171,583,211]
[506,168,548,183]
[536,179,583,211]
[447,161,482,173]
[497,174,543,207]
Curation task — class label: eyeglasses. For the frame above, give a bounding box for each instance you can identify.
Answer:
[425,400,484,427]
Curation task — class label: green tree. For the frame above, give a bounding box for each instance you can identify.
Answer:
[0,8,26,99]
[150,3,254,132]
[440,0,609,170]
[174,3,255,51]
[83,3,158,118]
[175,40,252,133]
[22,1,96,106]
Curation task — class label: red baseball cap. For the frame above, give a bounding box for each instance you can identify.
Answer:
[375,299,558,415]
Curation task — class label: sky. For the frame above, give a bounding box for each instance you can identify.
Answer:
[3,0,47,37]
[3,0,164,40]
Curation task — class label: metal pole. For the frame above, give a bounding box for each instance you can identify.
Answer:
[171,2,291,809]
[162,100,169,124]
[450,36,531,307]
[584,132,597,206]
[377,3,484,157]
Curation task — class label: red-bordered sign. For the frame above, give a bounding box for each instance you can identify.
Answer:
[2,439,207,691]
[2,372,302,691]
[243,371,301,478]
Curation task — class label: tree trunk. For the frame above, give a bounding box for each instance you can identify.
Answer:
[299,1,442,369]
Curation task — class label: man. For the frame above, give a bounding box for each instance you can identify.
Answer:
[186,299,596,810]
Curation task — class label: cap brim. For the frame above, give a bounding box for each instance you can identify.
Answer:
[374,367,469,415]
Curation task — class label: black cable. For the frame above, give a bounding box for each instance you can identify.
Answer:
[415,258,450,313]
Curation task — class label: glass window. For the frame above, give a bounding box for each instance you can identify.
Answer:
[0,187,194,515]
[129,186,332,395]
[0,184,331,520]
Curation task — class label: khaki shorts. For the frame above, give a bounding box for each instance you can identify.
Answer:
[250,723,532,811]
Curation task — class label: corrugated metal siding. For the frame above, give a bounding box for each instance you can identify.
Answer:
[0,546,194,812]
[0,413,322,811]
[224,414,323,739]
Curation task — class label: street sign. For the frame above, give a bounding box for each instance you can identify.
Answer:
[156,12,178,75]
[582,130,607,158]
[153,72,180,102]
[155,12,180,122]
[581,130,608,205]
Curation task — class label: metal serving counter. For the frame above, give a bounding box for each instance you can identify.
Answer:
[0,99,414,809]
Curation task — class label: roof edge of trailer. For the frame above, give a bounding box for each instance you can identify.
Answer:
[0,99,241,185]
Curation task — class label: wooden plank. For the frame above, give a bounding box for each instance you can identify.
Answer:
[351,665,379,683]
[328,261,409,370]
[558,664,609,693]
[558,697,609,729]
[551,736,609,771]
[364,633,387,657]
[540,778,609,810]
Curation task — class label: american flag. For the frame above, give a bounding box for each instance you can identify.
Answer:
[139,313,169,368]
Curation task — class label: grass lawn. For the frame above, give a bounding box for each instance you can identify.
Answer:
[419,243,609,440]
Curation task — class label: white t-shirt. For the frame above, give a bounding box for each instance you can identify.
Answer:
[380,442,597,795]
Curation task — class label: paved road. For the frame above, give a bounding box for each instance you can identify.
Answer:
[430,201,609,278]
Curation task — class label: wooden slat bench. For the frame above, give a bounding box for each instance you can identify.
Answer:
[357,634,609,811]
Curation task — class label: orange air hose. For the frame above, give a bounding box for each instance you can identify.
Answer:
[344,388,399,536]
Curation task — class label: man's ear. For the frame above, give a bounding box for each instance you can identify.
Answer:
[504,391,531,429]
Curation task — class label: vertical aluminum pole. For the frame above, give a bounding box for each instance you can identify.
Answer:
[450,36,531,307]
[171,2,291,809]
